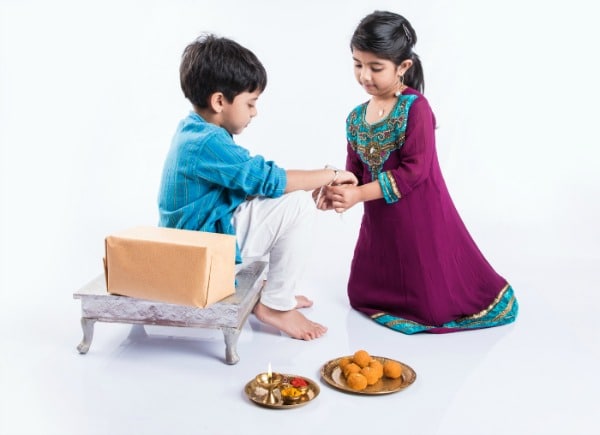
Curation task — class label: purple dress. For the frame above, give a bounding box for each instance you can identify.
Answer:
[345,89,517,334]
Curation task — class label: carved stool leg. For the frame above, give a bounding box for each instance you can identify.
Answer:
[77,317,96,354]
[222,327,241,365]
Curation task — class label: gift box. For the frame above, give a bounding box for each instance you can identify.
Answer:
[103,226,236,307]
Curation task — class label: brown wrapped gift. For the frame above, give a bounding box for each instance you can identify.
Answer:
[104,226,236,307]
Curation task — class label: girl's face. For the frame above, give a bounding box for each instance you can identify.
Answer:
[352,49,408,97]
[220,90,260,135]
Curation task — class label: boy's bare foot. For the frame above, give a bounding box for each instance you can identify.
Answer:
[295,295,313,309]
[253,302,327,340]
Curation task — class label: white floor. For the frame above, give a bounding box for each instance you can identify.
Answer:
[1,210,599,435]
[2,1,599,434]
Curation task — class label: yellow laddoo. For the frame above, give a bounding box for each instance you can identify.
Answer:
[352,349,371,368]
[338,357,352,370]
[368,359,384,378]
[342,362,361,378]
[360,366,381,385]
[383,360,403,379]
[346,372,368,391]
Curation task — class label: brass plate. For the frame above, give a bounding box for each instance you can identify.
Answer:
[320,355,416,395]
[244,374,320,409]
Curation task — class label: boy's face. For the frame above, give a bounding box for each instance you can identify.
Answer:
[221,90,261,135]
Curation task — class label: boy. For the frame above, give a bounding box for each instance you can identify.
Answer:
[157,34,357,340]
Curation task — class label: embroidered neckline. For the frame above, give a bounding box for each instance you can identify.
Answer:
[361,97,402,127]
[347,94,417,179]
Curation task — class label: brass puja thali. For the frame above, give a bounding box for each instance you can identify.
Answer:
[320,355,416,395]
[244,373,320,409]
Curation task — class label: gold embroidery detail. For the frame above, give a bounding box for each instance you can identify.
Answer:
[355,133,400,178]
[372,313,433,329]
[348,98,411,179]
[385,171,401,199]
[454,296,515,329]
[457,284,510,321]
[491,295,515,323]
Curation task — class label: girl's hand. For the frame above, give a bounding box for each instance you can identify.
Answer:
[314,169,358,211]
[326,184,361,213]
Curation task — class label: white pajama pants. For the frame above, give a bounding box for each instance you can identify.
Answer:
[232,191,316,311]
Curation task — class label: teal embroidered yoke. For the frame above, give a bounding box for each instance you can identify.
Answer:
[347,94,417,203]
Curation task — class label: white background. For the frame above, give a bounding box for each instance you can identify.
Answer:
[1,1,599,434]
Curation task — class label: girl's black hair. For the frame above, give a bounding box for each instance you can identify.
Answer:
[351,11,424,93]
[180,33,267,108]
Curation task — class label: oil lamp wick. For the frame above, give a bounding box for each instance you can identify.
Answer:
[267,362,272,382]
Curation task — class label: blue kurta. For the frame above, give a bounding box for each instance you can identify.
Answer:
[157,112,287,262]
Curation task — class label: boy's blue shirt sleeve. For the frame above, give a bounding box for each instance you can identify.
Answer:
[158,112,287,263]
[194,126,287,197]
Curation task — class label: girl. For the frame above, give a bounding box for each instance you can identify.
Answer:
[320,11,518,333]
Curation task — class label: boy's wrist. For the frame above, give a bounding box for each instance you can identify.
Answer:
[322,164,340,186]
[330,169,339,185]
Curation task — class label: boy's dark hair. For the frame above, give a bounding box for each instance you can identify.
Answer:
[180,33,267,108]
[351,11,425,93]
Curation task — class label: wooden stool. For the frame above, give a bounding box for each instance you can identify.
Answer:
[73,261,266,364]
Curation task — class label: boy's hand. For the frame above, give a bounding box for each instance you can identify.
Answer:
[333,170,358,186]
[311,187,320,203]
[314,186,335,210]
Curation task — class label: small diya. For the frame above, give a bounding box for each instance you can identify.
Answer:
[255,365,283,405]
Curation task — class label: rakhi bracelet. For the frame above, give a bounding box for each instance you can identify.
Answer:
[325,164,339,186]
[330,168,339,185]
[316,165,339,206]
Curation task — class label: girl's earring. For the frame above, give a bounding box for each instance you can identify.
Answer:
[395,74,405,97]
